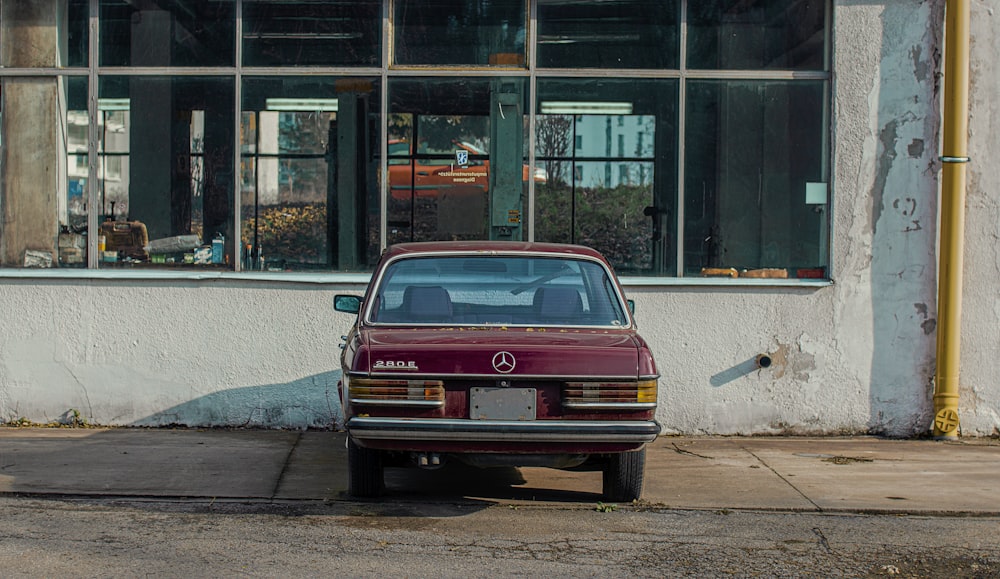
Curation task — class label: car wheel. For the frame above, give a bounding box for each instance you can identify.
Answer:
[348,437,384,498]
[602,448,645,502]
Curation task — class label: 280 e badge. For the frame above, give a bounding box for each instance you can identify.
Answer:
[373,360,419,371]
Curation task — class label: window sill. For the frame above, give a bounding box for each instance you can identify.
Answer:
[619,276,833,288]
[0,268,832,288]
[0,268,372,285]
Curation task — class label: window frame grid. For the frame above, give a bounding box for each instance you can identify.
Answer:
[0,0,832,285]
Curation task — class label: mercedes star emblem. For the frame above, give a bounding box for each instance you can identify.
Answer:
[492,351,516,374]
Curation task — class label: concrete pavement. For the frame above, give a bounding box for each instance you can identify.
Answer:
[0,428,997,515]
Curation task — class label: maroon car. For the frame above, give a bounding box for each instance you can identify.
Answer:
[334,241,661,500]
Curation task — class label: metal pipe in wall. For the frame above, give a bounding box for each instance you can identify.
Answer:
[933,0,971,438]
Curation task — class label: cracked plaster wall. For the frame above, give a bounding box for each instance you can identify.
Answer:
[637,0,948,437]
[0,1,996,435]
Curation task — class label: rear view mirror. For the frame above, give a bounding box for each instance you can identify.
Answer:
[627,299,635,315]
[335,295,361,314]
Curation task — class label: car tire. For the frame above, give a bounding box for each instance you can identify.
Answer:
[348,437,384,498]
[602,448,645,502]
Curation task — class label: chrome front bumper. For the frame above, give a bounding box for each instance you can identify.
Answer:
[346,417,661,444]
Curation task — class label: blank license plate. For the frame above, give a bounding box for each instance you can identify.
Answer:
[470,388,536,421]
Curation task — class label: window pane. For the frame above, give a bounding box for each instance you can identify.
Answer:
[537,0,679,69]
[243,0,380,67]
[97,76,235,269]
[687,0,827,70]
[535,78,677,276]
[572,160,656,272]
[63,77,90,267]
[684,80,828,277]
[0,0,88,68]
[388,77,528,244]
[242,77,381,272]
[100,1,234,67]
[394,0,526,66]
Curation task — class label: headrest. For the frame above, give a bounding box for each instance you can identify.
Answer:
[534,287,583,320]
[402,285,453,321]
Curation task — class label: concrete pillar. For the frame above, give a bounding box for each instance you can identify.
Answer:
[0,0,66,267]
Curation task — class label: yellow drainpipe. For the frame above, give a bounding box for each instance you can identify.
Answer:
[933,0,971,438]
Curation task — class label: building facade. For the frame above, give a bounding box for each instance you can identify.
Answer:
[0,0,997,436]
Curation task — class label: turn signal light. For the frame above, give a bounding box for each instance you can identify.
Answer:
[563,379,658,410]
[349,379,445,407]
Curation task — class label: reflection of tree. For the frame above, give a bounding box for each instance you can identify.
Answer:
[278,113,328,203]
[242,203,327,265]
[536,182,652,273]
[388,113,488,152]
[577,185,653,272]
[536,115,572,186]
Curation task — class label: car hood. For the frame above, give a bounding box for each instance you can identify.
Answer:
[358,327,640,378]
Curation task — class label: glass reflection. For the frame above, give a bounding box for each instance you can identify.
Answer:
[243,0,380,67]
[97,76,235,268]
[62,77,89,267]
[687,0,827,70]
[241,77,381,271]
[100,1,235,67]
[535,78,677,275]
[684,80,827,276]
[537,0,679,69]
[388,77,528,244]
[388,116,492,242]
[394,0,526,66]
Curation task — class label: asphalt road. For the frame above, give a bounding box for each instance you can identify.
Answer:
[1,496,997,577]
[2,429,999,576]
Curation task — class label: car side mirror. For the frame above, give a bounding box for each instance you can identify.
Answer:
[334,295,361,314]
[627,299,635,315]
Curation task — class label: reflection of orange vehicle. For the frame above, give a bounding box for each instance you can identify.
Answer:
[388,140,547,200]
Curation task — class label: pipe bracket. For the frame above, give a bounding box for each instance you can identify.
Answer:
[939,156,971,163]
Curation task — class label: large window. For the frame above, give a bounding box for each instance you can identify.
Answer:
[241,77,381,271]
[684,81,828,275]
[96,76,235,268]
[535,78,678,275]
[387,77,529,245]
[0,0,829,278]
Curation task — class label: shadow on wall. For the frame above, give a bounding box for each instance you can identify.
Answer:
[133,371,344,429]
[709,357,761,388]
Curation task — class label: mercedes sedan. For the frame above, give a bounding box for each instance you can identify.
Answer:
[334,241,661,500]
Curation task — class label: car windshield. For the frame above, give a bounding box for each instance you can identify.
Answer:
[369,255,629,327]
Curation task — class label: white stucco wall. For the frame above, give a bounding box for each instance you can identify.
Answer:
[0,0,996,436]
[961,0,1000,435]
[0,278,349,428]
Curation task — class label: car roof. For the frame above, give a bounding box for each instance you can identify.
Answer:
[382,241,610,262]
